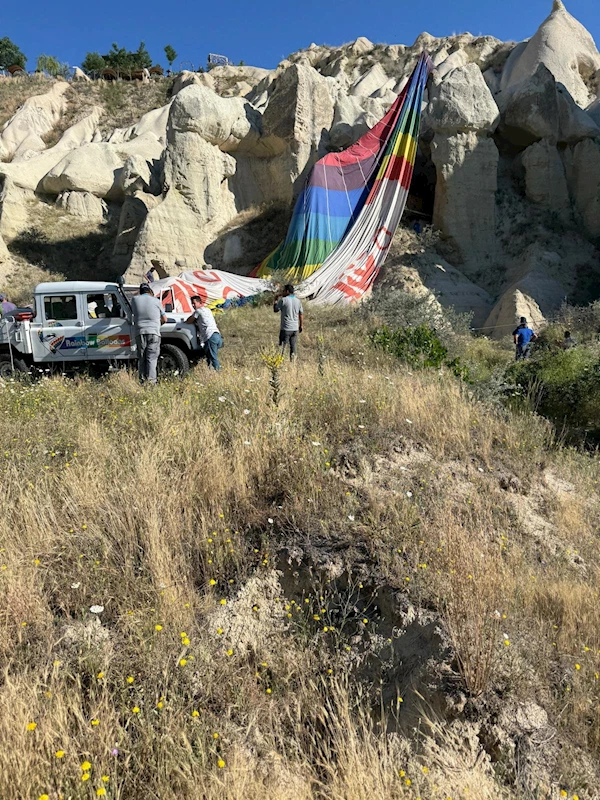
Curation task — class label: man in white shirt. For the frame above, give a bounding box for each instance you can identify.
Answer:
[186,295,223,370]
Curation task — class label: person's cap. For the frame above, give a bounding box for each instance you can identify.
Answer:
[520,316,527,324]
[139,283,152,294]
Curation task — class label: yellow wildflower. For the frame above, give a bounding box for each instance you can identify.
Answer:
[90,719,100,726]
[81,761,92,771]
[132,706,140,714]
[97,789,106,797]
[217,759,226,768]
[192,710,199,717]
[179,658,188,666]
[155,624,163,631]
[126,676,134,684]
[26,722,37,731]
[55,750,65,759]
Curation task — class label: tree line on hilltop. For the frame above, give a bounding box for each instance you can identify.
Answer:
[0,36,244,77]
[0,36,180,76]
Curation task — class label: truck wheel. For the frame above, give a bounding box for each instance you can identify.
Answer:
[158,343,190,378]
[0,354,29,379]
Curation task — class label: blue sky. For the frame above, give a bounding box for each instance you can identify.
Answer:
[2,0,598,71]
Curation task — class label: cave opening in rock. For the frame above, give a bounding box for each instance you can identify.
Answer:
[405,147,436,222]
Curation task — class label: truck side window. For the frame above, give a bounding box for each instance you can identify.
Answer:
[44,296,78,322]
[87,294,123,319]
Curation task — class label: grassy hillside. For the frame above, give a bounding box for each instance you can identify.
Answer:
[0,76,170,145]
[0,304,598,800]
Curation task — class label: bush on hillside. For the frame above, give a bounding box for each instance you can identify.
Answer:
[508,345,600,443]
[370,323,470,379]
[364,289,473,340]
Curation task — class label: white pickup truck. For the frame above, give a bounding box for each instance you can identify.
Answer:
[0,280,203,379]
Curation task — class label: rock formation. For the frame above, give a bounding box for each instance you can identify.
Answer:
[500,0,600,108]
[0,0,599,335]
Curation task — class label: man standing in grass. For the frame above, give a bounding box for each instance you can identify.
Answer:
[273,284,303,361]
[513,316,537,361]
[131,284,166,384]
[186,295,223,370]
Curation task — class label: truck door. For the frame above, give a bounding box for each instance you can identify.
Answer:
[85,292,133,361]
[31,293,87,362]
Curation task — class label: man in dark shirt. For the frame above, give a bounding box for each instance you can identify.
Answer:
[273,284,304,361]
[513,317,537,361]
[560,330,577,350]
[131,284,166,384]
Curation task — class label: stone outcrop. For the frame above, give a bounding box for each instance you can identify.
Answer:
[56,191,107,221]
[483,288,546,336]
[0,178,35,241]
[0,82,70,160]
[107,102,172,145]
[521,139,570,214]
[261,64,334,195]
[349,63,390,97]
[388,252,492,326]
[563,139,600,239]
[431,133,499,269]
[126,88,259,278]
[41,143,126,199]
[427,63,500,133]
[500,65,560,146]
[427,64,500,269]
[39,133,164,201]
[500,0,600,108]
[484,245,574,336]
[500,63,600,147]
[0,107,103,192]
[0,232,13,281]
[556,84,600,142]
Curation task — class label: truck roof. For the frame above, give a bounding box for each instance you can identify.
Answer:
[34,281,124,295]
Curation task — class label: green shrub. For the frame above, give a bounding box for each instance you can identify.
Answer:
[370,324,471,380]
[508,346,600,443]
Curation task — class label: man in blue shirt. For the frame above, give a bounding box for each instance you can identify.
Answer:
[513,317,537,360]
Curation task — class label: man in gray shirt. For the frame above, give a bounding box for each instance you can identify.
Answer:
[273,284,303,361]
[130,284,166,384]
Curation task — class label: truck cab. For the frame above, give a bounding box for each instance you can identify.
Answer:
[0,281,200,378]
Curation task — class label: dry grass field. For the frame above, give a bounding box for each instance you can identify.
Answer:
[1,304,599,799]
